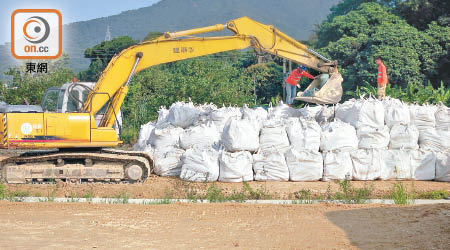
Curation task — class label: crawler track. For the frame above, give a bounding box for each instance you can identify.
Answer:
[0,149,152,184]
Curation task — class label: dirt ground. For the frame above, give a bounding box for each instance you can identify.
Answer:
[4,176,449,200]
[0,201,448,250]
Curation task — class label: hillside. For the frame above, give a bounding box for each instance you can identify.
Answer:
[0,0,339,79]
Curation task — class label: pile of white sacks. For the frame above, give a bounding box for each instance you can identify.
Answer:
[133,97,450,182]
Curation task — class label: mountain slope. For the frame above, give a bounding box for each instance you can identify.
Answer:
[1,0,339,78]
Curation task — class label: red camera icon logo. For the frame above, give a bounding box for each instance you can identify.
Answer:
[11,9,62,59]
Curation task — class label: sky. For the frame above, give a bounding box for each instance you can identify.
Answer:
[0,0,161,44]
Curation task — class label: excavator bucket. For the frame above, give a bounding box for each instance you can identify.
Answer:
[295,72,343,105]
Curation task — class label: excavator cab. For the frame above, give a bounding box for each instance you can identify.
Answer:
[295,71,343,105]
[41,82,122,135]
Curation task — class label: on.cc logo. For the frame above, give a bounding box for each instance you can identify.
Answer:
[11,9,62,59]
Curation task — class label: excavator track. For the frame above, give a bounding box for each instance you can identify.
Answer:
[0,149,153,184]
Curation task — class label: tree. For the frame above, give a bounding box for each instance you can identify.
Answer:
[245,63,283,104]
[78,36,137,81]
[316,2,444,95]
[143,32,163,41]
[395,0,450,29]
[0,55,75,105]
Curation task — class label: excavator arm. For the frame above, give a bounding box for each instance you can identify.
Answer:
[83,17,339,128]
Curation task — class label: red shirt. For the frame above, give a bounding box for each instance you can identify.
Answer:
[286,68,314,86]
[377,61,388,87]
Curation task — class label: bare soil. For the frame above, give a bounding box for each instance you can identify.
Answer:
[0,201,448,250]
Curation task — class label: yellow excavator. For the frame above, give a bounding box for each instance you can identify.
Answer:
[0,17,342,183]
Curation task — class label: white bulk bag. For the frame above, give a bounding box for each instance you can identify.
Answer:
[133,122,155,151]
[322,151,353,181]
[320,120,358,152]
[285,148,323,181]
[350,149,382,180]
[315,105,335,124]
[218,151,253,182]
[195,103,217,125]
[210,106,242,132]
[241,105,268,130]
[335,100,354,122]
[435,105,450,131]
[410,104,437,131]
[435,152,450,182]
[410,150,436,181]
[389,124,419,149]
[180,147,220,182]
[167,102,199,128]
[153,147,185,176]
[357,126,390,149]
[222,119,259,152]
[241,105,268,121]
[179,123,220,150]
[268,102,300,119]
[156,106,169,126]
[336,98,384,128]
[384,99,410,128]
[285,118,321,152]
[419,128,450,153]
[380,150,412,180]
[143,144,155,159]
[149,126,184,148]
[253,149,289,181]
[259,119,290,153]
[298,105,323,119]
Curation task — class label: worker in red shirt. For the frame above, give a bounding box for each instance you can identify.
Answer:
[376,57,389,100]
[285,65,314,105]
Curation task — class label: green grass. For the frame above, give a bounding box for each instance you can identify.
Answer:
[113,191,130,204]
[188,182,273,203]
[415,190,449,200]
[333,180,373,204]
[0,182,5,200]
[292,189,314,204]
[6,190,31,202]
[82,189,94,202]
[391,182,415,205]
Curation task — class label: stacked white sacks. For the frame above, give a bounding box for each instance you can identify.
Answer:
[133,98,450,182]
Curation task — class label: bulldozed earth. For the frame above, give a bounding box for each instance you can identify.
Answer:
[0,201,449,249]
[1,151,450,249]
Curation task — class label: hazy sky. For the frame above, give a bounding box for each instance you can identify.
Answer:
[0,0,161,44]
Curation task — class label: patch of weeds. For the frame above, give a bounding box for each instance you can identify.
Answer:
[241,182,272,200]
[292,189,313,204]
[326,182,333,200]
[391,182,415,205]
[0,182,5,199]
[7,190,30,202]
[415,190,449,200]
[186,188,199,202]
[82,188,94,202]
[205,183,226,202]
[69,192,80,202]
[114,191,130,204]
[334,180,372,204]
[45,189,56,202]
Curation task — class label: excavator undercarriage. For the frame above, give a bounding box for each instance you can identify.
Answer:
[0,149,152,184]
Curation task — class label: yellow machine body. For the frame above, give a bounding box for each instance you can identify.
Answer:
[0,112,118,149]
